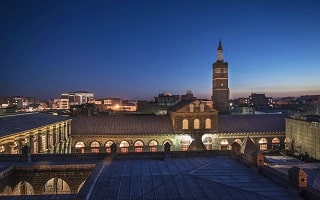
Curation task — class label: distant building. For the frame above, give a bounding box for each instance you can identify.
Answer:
[61,91,94,108]
[0,96,35,110]
[96,98,137,112]
[212,40,230,114]
[286,114,320,160]
[51,98,69,110]
[154,90,195,107]
[249,93,273,111]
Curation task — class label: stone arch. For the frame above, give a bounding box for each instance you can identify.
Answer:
[75,141,85,153]
[134,140,144,152]
[259,138,268,150]
[43,177,71,195]
[163,139,173,151]
[205,119,211,129]
[12,181,34,195]
[194,119,200,129]
[148,140,158,152]
[272,137,280,150]
[105,140,114,153]
[220,139,229,150]
[182,119,188,129]
[119,141,129,153]
[90,141,101,153]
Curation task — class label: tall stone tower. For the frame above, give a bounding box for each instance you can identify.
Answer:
[212,40,229,114]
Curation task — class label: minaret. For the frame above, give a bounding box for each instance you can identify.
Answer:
[212,40,230,114]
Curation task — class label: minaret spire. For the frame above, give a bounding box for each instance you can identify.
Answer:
[217,40,223,61]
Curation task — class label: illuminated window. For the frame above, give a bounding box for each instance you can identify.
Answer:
[149,140,158,152]
[272,137,280,150]
[75,141,85,153]
[182,119,188,130]
[220,139,229,150]
[203,137,212,150]
[194,119,200,129]
[90,141,100,153]
[134,141,144,152]
[13,181,34,195]
[105,141,114,153]
[259,138,268,150]
[180,137,191,151]
[0,145,5,153]
[205,119,211,129]
[120,141,129,153]
[43,178,71,194]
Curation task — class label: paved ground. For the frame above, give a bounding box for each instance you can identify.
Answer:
[88,156,302,200]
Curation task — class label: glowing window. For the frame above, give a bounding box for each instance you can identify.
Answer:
[90,141,100,153]
[134,141,144,153]
[105,141,114,153]
[205,119,211,129]
[220,139,229,150]
[182,119,188,130]
[75,141,85,154]
[149,140,158,152]
[259,138,268,150]
[180,137,191,151]
[120,141,129,153]
[194,119,200,129]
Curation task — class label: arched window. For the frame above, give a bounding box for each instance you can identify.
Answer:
[120,141,129,153]
[105,141,114,153]
[220,139,229,150]
[203,136,212,150]
[194,119,200,129]
[43,178,71,194]
[90,141,100,153]
[13,181,34,195]
[234,139,242,144]
[134,140,144,153]
[182,119,188,130]
[180,136,191,151]
[75,141,85,153]
[259,138,268,150]
[149,140,158,152]
[205,119,211,129]
[272,137,280,150]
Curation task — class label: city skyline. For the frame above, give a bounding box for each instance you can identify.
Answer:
[1,0,320,101]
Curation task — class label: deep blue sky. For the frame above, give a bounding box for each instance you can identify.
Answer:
[1,0,320,101]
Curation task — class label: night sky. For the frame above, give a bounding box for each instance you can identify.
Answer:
[1,0,320,101]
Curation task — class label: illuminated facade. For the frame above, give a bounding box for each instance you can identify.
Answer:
[0,113,72,154]
[71,100,286,153]
[286,114,320,160]
[61,91,94,108]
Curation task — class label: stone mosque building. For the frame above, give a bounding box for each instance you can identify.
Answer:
[0,41,287,155]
